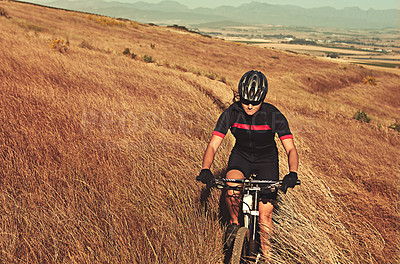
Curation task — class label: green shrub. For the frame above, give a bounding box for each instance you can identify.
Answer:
[353,110,371,123]
[122,48,137,59]
[144,55,153,63]
[122,48,131,55]
[389,121,400,133]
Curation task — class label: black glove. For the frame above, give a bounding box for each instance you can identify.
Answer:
[196,169,214,189]
[281,172,298,194]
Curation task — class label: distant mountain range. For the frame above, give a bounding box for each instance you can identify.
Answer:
[44,0,399,29]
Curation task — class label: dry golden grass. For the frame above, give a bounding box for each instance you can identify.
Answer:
[0,1,399,263]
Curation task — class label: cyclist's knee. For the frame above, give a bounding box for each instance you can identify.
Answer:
[226,170,244,193]
[226,169,245,179]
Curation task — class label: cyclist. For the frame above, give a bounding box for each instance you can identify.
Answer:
[196,70,299,261]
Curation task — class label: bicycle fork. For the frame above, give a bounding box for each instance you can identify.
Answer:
[242,189,260,255]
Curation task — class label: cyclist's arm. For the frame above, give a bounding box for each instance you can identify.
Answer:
[281,138,299,172]
[202,134,224,169]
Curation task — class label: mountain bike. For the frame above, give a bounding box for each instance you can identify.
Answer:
[214,174,300,264]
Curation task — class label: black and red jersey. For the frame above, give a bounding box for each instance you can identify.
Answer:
[213,102,293,163]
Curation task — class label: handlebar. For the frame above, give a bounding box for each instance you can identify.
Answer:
[213,178,301,192]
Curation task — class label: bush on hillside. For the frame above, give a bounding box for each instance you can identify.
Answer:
[363,76,378,86]
[389,121,400,133]
[144,55,153,63]
[122,48,136,59]
[122,48,130,55]
[0,7,10,18]
[50,38,68,53]
[353,110,371,123]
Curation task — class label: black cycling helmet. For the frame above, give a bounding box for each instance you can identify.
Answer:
[238,70,268,105]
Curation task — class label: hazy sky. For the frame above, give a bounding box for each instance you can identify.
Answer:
[31,0,399,10]
[112,0,398,10]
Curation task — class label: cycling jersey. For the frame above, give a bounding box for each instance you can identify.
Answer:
[213,102,293,163]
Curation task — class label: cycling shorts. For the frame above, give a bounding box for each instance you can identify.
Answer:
[227,151,279,201]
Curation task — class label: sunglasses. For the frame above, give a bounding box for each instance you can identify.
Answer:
[240,98,262,106]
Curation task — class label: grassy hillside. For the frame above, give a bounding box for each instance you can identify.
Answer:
[0,1,399,263]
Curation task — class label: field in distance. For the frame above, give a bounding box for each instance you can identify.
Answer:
[194,23,400,73]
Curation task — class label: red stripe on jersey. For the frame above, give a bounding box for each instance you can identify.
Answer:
[280,134,293,140]
[212,131,226,138]
[232,123,271,131]
[251,124,272,131]
[232,123,250,130]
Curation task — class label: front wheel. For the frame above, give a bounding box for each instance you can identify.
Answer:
[230,227,250,264]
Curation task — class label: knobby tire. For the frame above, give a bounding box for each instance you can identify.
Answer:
[230,227,250,264]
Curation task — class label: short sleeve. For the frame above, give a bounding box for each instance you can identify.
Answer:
[212,110,231,139]
[272,111,293,140]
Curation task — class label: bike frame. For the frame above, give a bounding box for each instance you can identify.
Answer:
[215,174,300,259]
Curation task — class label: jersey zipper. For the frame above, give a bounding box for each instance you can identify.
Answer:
[249,114,255,161]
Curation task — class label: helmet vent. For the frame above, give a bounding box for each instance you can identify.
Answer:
[238,70,268,104]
